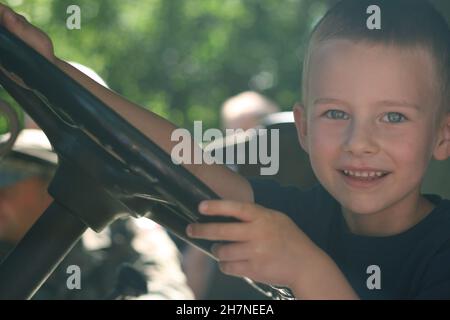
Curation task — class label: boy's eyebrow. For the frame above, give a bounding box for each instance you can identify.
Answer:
[313,98,421,110]
[313,98,348,106]
[374,99,421,110]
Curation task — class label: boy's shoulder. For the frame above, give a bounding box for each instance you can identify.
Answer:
[422,195,450,228]
[436,197,450,211]
[422,196,450,242]
[409,197,450,299]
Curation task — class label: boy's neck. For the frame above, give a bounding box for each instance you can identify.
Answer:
[341,190,435,237]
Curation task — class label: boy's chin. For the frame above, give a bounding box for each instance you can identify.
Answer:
[338,196,388,216]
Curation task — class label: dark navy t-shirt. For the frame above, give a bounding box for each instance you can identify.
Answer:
[249,178,450,299]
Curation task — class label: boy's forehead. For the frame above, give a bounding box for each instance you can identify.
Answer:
[306,39,439,110]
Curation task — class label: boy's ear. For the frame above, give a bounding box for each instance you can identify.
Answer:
[433,112,450,161]
[293,103,309,153]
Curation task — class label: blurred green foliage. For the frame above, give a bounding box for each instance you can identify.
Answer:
[0,92,23,134]
[0,0,449,131]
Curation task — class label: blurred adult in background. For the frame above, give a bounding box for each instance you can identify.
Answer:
[221,91,280,132]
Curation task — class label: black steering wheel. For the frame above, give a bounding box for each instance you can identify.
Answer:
[0,26,292,300]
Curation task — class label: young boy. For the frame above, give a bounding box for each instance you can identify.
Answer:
[0,0,449,299]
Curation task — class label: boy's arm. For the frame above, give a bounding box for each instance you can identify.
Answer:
[290,249,359,299]
[55,59,253,203]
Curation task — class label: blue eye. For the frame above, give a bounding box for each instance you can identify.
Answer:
[382,112,407,123]
[324,110,349,120]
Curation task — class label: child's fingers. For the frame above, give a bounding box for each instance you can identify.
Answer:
[0,4,54,61]
[0,5,14,27]
[0,3,9,19]
[3,10,29,43]
[212,242,254,262]
[0,5,24,31]
[187,222,250,241]
[0,7,29,40]
[198,200,262,222]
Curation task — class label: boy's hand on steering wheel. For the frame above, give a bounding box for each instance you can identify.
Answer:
[0,3,56,64]
[187,200,320,289]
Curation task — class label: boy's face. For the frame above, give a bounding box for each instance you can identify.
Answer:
[295,39,448,215]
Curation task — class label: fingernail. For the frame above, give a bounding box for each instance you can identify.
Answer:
[199,201,208,213]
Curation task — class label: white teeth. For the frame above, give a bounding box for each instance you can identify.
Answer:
[342,170,388,177]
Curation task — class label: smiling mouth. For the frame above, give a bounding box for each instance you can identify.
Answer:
[338,169,391,186]
[341,169,389,178]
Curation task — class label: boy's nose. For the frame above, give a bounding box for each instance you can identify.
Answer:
[342,120,379,156]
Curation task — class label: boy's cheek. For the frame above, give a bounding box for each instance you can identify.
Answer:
[385,133,430,163]
[310,121,345,140]
[308,127,341,156]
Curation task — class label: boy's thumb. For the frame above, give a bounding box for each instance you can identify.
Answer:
[3,10,32,44]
